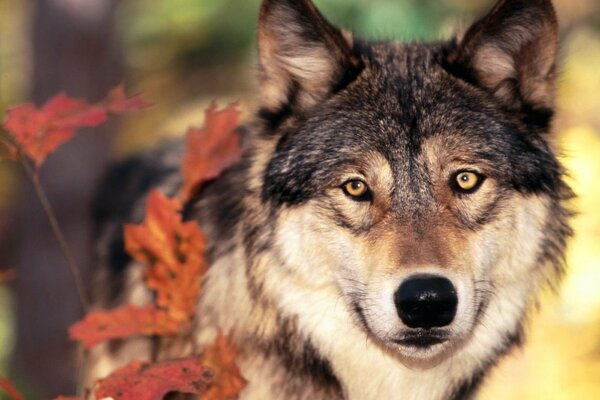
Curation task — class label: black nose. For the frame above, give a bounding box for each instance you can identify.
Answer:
[394,275,458,329]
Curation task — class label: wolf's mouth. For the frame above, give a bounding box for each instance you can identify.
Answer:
[393,333,448,348]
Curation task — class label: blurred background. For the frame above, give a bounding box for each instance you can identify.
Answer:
[0,0,599,398]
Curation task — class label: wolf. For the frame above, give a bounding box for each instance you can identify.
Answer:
[88,0,573,399]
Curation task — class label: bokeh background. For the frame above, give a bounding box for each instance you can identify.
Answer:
[1,0,599,398]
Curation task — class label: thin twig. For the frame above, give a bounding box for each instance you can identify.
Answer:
[19,157,90,312]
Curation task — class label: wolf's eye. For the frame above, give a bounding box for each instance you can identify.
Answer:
[452,171,484,194]
[342,179,370,199]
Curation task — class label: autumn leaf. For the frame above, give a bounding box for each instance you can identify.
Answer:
[2,94,105,168]
[67,103,246,397]
[124,191,185,267]
[0,375,24,400]
[94,358,213,400]
[68,305,182,349]
[1,86,150,169]
[181,103,243,202]
[124,190,208,323]
[200,331,247,400]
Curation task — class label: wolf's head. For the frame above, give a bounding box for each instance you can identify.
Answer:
[249,0,572,367]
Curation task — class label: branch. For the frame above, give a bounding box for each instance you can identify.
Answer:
[19,156,90,312]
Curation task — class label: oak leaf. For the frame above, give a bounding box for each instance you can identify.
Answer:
[124,190,208,323]
[181,104,243,202]
[0,375,24,400]
[200,331,247,400]
[124,191,184,267]
[94,358,213,400]
[68,305,181,349]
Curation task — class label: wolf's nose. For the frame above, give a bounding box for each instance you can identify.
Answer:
[394,275,458,329]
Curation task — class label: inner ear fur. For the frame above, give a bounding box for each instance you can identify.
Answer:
[258,0,363,114]
[445,0,559,118]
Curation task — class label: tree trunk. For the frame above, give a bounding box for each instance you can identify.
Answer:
[11,0,122,396]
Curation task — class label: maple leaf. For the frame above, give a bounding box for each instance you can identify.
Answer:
[2,94,106,168]
[124,190,208,323]
[0,375,24,400]
[199,331,247,400]
[181,103,243,202]
[68,305,182,349]
[94,358,213,400]
[1,87,150,169]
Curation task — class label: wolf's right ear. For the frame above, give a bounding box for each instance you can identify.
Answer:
[258,0,363,116]
[444,0,559,126]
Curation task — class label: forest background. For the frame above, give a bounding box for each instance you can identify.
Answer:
[0,0,599,398]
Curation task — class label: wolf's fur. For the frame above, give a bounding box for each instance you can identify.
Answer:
[88,0,573,399]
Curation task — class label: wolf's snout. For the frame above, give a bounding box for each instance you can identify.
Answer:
[394,275,458,329]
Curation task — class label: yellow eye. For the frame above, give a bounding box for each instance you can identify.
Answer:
[343,180,369,198]
[455,172,480,192]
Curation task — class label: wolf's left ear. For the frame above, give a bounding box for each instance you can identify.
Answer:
[258,0,363,114]
[445,0,558,122]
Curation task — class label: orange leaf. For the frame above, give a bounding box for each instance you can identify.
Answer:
[105,85,153,114]
[181,103,243,202]
[124,191,184,267]
[124,190,208,322]
[68,305,181,349]
[0,375,24,400]
[200,331,247,400]
[94,358,213,400]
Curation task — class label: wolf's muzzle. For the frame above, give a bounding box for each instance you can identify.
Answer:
[394,275,458,329]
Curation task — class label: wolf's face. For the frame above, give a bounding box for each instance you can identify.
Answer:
[254,0,571,366]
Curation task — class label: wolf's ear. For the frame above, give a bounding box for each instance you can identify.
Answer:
[258,0,363,114]
[445,0,558,120]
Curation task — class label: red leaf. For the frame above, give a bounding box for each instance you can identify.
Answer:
[69,305,182,349]
[200,331,247,400]
[94,358,213,400]
[42,93,107,129]
[181,104,243,202]
[124,190,208,322]
[2,93,106,167]
[105,85,153,114]
[0,375,24,400]
[2,87,150,169]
